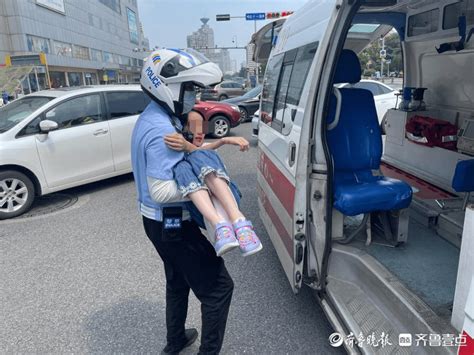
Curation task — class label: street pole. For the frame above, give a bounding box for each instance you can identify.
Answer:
[380,36,385,79]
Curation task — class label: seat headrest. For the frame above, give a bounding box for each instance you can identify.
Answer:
[333,49,362,84]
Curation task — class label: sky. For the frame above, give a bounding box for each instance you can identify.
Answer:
[137,0,308,71]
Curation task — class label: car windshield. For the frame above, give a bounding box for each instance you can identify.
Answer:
[0,96,52,133]
[242,85,262,99]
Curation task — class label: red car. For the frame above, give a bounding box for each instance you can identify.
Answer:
[193,100,241,138]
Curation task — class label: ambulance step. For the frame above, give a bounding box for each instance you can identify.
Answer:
[327,277,409,355]
[326,244,457,355]
[436,212,464,249]
[409,198,440,228]
[409,197,464,248]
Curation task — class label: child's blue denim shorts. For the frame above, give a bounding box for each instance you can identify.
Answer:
[173,150,230,197]
[173,150,241,229]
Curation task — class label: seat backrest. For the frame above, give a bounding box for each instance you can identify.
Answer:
[327,50,382,174]
[452,159,474,192]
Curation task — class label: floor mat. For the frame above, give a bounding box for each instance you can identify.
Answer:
[359,220,460,318]
[380,162,455,200]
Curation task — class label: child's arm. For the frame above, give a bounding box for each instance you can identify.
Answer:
[165,133,249,153]
[164,134,249,152]
[200,137,249,152]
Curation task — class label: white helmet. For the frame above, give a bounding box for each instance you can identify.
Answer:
[140,48,222,115]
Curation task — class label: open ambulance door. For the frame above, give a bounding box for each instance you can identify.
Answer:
[302,2,397,292]
[256,0,342,294]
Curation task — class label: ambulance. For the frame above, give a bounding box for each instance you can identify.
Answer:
[253,0,474,353]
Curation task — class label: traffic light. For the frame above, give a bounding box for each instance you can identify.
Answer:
[216,14,231,21]
[266,11,293,20]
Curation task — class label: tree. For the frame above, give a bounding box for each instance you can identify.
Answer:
[358,31,402,77]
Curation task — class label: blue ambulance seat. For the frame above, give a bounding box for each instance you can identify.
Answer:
[327,50,412,216]
[452,159,474,193]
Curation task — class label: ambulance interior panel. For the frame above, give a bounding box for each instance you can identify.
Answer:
[323,1,474,336]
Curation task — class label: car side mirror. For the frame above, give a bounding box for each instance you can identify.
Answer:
[39,119,59,133]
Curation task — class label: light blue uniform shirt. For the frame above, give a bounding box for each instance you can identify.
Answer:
[131,101,189,221]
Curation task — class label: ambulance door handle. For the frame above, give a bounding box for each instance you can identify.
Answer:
[288,141,296,167]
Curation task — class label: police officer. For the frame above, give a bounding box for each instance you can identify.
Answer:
[131,48,233,355]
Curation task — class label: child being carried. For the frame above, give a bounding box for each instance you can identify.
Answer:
[164,111,263,257]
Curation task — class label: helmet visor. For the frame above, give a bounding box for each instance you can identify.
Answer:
[161,48,210,78]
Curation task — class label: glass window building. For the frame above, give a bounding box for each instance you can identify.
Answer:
[0,0,150,88]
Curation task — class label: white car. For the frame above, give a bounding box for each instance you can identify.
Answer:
[340,79,398,122]
[251,80,398,136]
[0,85,150,219]
[251,109,260,137]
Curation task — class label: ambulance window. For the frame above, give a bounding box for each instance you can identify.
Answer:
[261,54,283,128]
[281,42,318,135]
[408,9,439,37]
[272,62,293,132]
[444,1,474,30]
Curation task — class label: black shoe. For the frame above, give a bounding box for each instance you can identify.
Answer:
[161,328,199,355]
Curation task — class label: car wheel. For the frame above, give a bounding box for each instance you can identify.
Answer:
[210,116,230,138]
[0,170,35,220]
[218,94,228,101]
[239,107,248,123]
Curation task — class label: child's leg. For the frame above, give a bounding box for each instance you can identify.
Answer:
[186,150,244,222]
[187,189,222,226]
[185,151,262,256]
[175,159,239,256]
[204,173,244,222]
[206,174,262,256]
[174,160,222,226]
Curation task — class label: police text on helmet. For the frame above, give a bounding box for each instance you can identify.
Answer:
[145,66,162,88]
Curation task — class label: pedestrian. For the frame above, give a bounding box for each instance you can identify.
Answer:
[2,90,9,105]
[131,48,236,355]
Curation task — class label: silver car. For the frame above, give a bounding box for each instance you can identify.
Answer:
[200,81,247,101]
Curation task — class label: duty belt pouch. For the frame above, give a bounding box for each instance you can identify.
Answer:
[162,207,183,242]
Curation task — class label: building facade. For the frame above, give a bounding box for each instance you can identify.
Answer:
[187,18,233,75]
[246,43,259,85]
[0,0,149,92]
[187,17,215,56]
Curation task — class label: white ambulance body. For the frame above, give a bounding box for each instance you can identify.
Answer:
[255,0,474,353]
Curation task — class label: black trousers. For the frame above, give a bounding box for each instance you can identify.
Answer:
[142,216,234,354]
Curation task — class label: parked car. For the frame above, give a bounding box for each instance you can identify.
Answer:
[200,81,247,101]
[252,80,397,137]
[223,85,262,122]
[193,100,241,138]
[251,109,260,137]
[339,79,398,123]
[232,77,246,86]
[0,85,240,219]
[0,86,149,219]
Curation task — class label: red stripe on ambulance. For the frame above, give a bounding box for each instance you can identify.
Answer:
[257,183,293,259]
[458,330,474,354]
[257,150,295,216]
